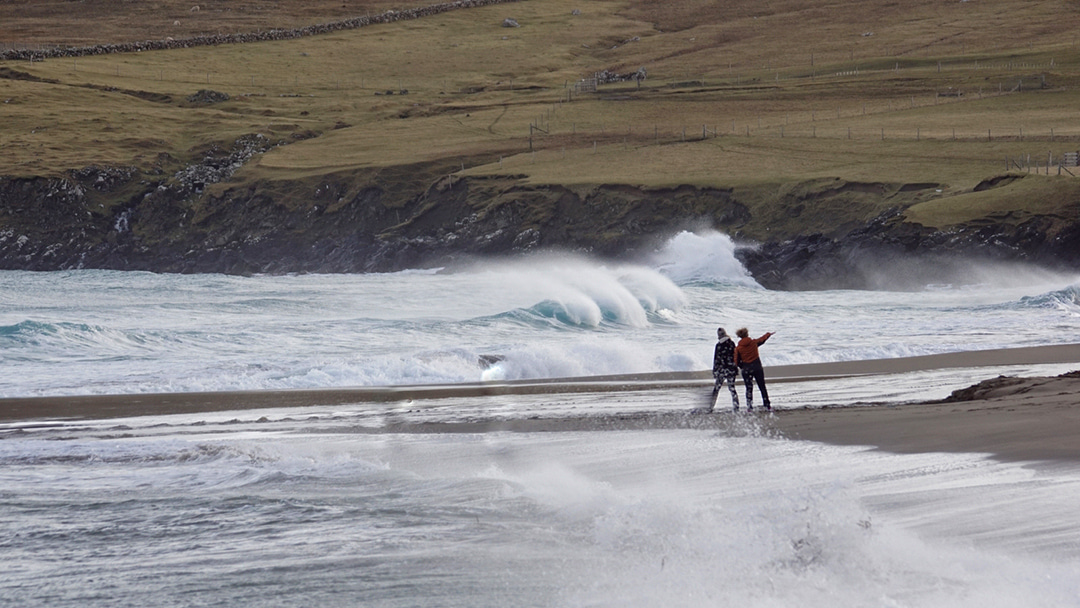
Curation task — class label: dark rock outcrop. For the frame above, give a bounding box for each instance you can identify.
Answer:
[3,148,1079,289]
[737,211,1080,290]
[185,89,230,105]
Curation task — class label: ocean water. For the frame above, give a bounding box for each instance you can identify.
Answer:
[2,231,1080,606]
[2,231,1078,398]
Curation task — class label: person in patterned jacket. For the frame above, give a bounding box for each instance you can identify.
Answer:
[709,327,740,412]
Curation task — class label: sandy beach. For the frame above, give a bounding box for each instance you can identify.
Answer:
[3,343,1079,464]
[361,371,1080,465]
[771,371,1080,463]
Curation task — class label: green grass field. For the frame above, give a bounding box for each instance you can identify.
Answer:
[4,0,1080,228]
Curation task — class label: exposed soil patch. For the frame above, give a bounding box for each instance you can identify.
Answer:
[973,175,1021,192]
[0,67,57,83]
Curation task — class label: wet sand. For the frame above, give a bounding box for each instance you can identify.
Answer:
[364,372,1080,464]
[771,371,1080,463]
[2,343,1079,463]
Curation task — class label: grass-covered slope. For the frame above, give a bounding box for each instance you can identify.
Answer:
[3,0,1080,284]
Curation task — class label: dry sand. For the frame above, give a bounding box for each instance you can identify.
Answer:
[2,343,1079,463]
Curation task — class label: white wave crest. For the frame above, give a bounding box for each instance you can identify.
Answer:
[474,253,687,328]
[650,230,759,286]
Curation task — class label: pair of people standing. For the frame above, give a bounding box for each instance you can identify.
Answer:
[710,327,774,412]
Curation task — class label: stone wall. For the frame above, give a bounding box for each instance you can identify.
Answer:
[0,0,523,61]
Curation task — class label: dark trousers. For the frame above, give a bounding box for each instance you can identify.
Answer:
[740,360,770,409]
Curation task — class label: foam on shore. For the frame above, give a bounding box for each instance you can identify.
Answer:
[2,343,1078,424]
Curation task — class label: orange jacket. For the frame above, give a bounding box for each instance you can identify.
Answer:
[734,333,772,367]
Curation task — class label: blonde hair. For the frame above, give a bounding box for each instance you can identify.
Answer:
[736,328,749,338]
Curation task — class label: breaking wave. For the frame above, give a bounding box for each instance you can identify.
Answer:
[1018,284,1080,314]
[464,253,687,328]
[649,230,760,287]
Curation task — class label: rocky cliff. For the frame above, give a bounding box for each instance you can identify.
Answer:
[3,140,1079,290]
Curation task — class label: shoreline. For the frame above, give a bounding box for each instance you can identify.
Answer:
[2,343,1079,423]
[2,344,1079,464]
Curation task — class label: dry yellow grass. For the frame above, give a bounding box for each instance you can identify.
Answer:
[0,77,266,174]
[466,136,1039,189]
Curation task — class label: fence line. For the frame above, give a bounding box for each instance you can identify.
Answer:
[1007,154,1078,176]
[522,124,1080,145]
[495,138,1080,178]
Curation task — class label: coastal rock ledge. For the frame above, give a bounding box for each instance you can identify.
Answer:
[2,162,1079,290]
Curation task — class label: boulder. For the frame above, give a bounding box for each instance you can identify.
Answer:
[185,89,230,104]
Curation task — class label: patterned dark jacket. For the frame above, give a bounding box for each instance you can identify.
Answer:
[713,337,738,378]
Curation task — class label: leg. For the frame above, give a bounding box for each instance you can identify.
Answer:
[726,373,740,410]
[741,366,755,410]
[707,376,721,412]
[752,363,771,410]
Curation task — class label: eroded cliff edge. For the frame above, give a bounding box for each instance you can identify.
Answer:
[3,150,1080,290]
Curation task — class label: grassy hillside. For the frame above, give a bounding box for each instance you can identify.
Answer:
[4,0,1080,238]
[0,0,440,46]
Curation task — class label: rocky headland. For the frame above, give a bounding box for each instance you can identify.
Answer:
[3,138,1079,290]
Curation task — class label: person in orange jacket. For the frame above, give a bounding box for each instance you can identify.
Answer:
[734,328,774,411]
